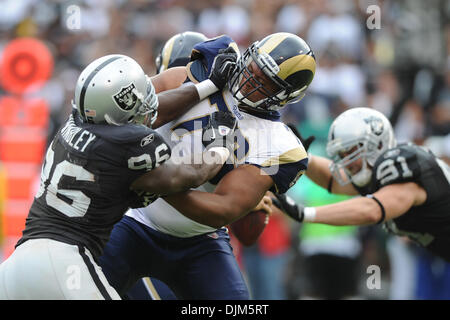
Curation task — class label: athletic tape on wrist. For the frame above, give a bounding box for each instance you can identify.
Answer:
[303,207,316,222]
[327,176,334,194]
[208,147,230,164]
[195,79,219,100]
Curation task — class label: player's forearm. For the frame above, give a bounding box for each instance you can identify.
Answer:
[305,155,334,190]
[306,155,358,196]
[164,149,229,194]
[151,67,187,94]
[153,83,202,128]
[139,148,229,195]
[165,176,266,228]
[164,191,245,228]
[153,76,220,129]
[313,197,382,226]
[165,165,273,228]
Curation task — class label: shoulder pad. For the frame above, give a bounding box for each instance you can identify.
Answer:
[73,109,156,145]
[89,123,155,145]
[371,144,421,189]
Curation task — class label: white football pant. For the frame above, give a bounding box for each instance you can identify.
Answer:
[0,238,120,300]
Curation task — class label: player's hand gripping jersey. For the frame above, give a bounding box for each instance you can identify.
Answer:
[127,36,308,237]
[16,109,170,259]
[355,143,450,260]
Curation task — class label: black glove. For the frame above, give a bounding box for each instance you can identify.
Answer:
[272,193,304,223]
[202,110,237,152]
[287,124,315,152]
[209,47,238,90]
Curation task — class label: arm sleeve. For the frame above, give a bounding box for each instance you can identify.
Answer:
[251,148,309,194]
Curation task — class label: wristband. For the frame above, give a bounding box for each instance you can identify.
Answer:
[327,176,334,194]
[366,194,386,225]
[303,207,316,222]
[207,147,230,164]
[194,79,219,100]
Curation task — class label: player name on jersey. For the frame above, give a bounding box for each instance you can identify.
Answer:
[60,115,96,152]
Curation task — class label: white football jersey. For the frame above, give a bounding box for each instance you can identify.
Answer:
[126,86,308,237]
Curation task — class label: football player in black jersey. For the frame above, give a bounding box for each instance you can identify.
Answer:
[273,107,450,262]
[0,53,238,299]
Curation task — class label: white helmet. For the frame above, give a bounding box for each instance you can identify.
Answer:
[326,107,396,187]
[73,54,158,126]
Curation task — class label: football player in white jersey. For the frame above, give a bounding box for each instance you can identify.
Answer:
[99,32,316,299]
[0,51,239,300]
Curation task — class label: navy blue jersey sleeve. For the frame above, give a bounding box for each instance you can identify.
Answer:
[123,130,171,177]
[108,129,171,209]
[88,124,171,188]
[250,150,309,194]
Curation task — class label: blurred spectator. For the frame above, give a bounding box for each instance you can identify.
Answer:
[429,61,450,136]
[386,0,448,128]
[308,46,366,107]
[386,236,418,300]
[240,209,292,300]
[290,176,363,300]
[415,248,450,300]
[284,108,363,300]
[307,0,364,61]
[394,99,426,144]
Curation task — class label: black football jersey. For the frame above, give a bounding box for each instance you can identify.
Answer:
[354,143,450,261]
[16,109,171,259]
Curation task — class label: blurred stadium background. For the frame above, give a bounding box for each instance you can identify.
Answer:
[0,0,449,300]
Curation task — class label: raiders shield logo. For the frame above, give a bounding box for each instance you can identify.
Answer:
[364,116,384,136]
[113,83,138,111]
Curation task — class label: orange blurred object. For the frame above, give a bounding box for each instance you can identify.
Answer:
[0,127,47,164]
[2,199,32,238]
[0,38,53,94]
[3,163,40,200]
[0,96,49,127]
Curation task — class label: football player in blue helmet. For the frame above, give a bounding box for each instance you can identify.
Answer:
[124,32,276,300]
[228,32,316,113]
[273,107,450,262]
[96,32,314,301]
[155,31,208,74]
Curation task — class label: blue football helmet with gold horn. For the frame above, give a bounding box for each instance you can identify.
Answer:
[228,32,316,112]
[155,31,208,74]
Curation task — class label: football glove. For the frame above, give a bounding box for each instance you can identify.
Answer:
[272,193,304,223]
[202,110,237,152]
[209,47,238,90]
